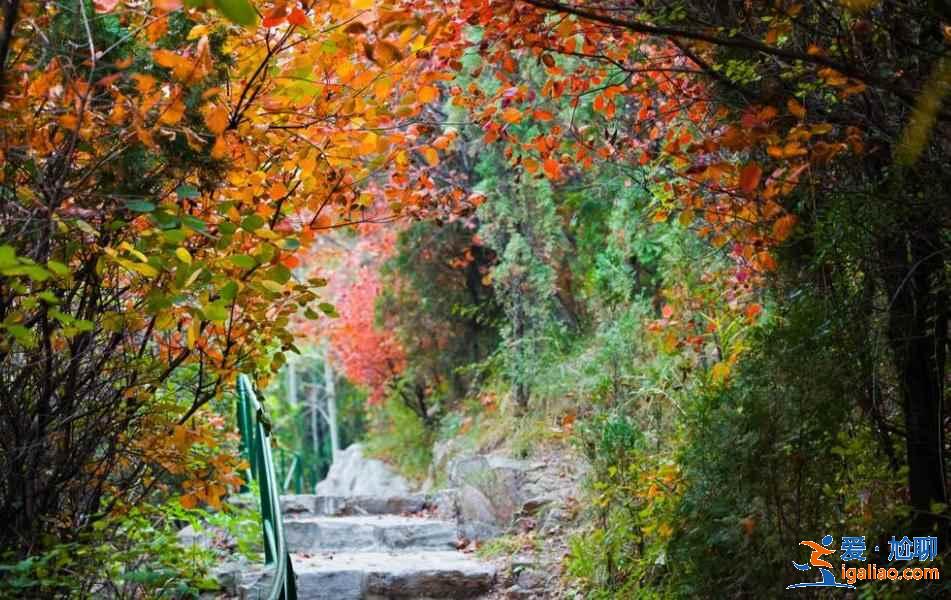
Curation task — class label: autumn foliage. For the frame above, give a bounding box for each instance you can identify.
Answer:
[1,0,949,585]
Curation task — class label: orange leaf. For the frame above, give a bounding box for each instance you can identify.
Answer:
[739,162,762,194]
[501,107,523,124]
[533,108,555,121]
[204,104,229,135]
[422,147,439,166]
[370,41,401,66]
[787,98,806,119]
[152,49,181,69]
[418,85,439,103]
[159,100,186,125]
[542,157,561,179]
[772,214,798,242]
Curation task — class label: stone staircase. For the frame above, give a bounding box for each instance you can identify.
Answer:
[263,493,496,599]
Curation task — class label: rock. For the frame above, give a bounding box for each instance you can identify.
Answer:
[312,494,427,517]
[287,551,495,599]
[315,444,412,497]
[457,484,502,541]
[176,524,210,549]
[504,584,535,599]
[447,455,532,532]
[281,494,316,515]
[516,568,546,589]
[283,515,458,553]
[211,557,262,596]
[519,495,554,516]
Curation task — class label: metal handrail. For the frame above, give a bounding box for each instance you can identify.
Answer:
[236,374,298,600]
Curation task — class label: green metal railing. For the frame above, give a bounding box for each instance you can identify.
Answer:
[236,374,298,600]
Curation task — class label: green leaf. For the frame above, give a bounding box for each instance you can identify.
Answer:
[241,214,266,232]
[203,302,230,322]
[46,260,69,276]
[260,280,285,293]
[318,302,338,317]
[219,280,239,301]
[126,199,156,213]
[229,255,257,269]
[4,324,36,348]
[213,0,257,26]
[0,245,16,268]
[2,265,51,281]
[38,291,60,304]
[176,185,200,199]
[181,215,207,232]
[265,265,291,284]
[163,229,187,244]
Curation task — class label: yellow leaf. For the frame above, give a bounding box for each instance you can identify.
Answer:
[119,259,158,278]
[374,78,392,102]
[187,24,209,40]
[175,247,192,264]
[710,361,731,384]
[187,319,199,349]
[359,131,379,155]
[352,0,373,8]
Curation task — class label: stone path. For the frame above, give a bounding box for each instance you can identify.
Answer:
[269,493,496,599]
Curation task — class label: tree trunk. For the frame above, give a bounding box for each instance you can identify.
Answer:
[324,352,340,462]
[309,382,319,461]
[286,358,297,406]
[882,222,948,534]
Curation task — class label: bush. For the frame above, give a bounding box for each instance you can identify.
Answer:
[0,504,219,599]
[364,397,434,481]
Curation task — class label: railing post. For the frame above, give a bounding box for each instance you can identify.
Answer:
[235,374,297,600]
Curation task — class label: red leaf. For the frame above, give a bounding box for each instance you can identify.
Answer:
[287,8,309,26]
[739,162,762,194]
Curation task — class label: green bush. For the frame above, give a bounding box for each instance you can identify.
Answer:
[0,503,219,599]
[365,397,434,481]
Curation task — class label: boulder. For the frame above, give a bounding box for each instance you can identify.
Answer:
[446,455,533,534]
[457,484,502,541]
[315,444,412,497]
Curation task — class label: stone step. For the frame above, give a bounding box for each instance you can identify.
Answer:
[288,550,495,600]
[281,492,459,520]
[284,515,459,553]
[281,493,437,518]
